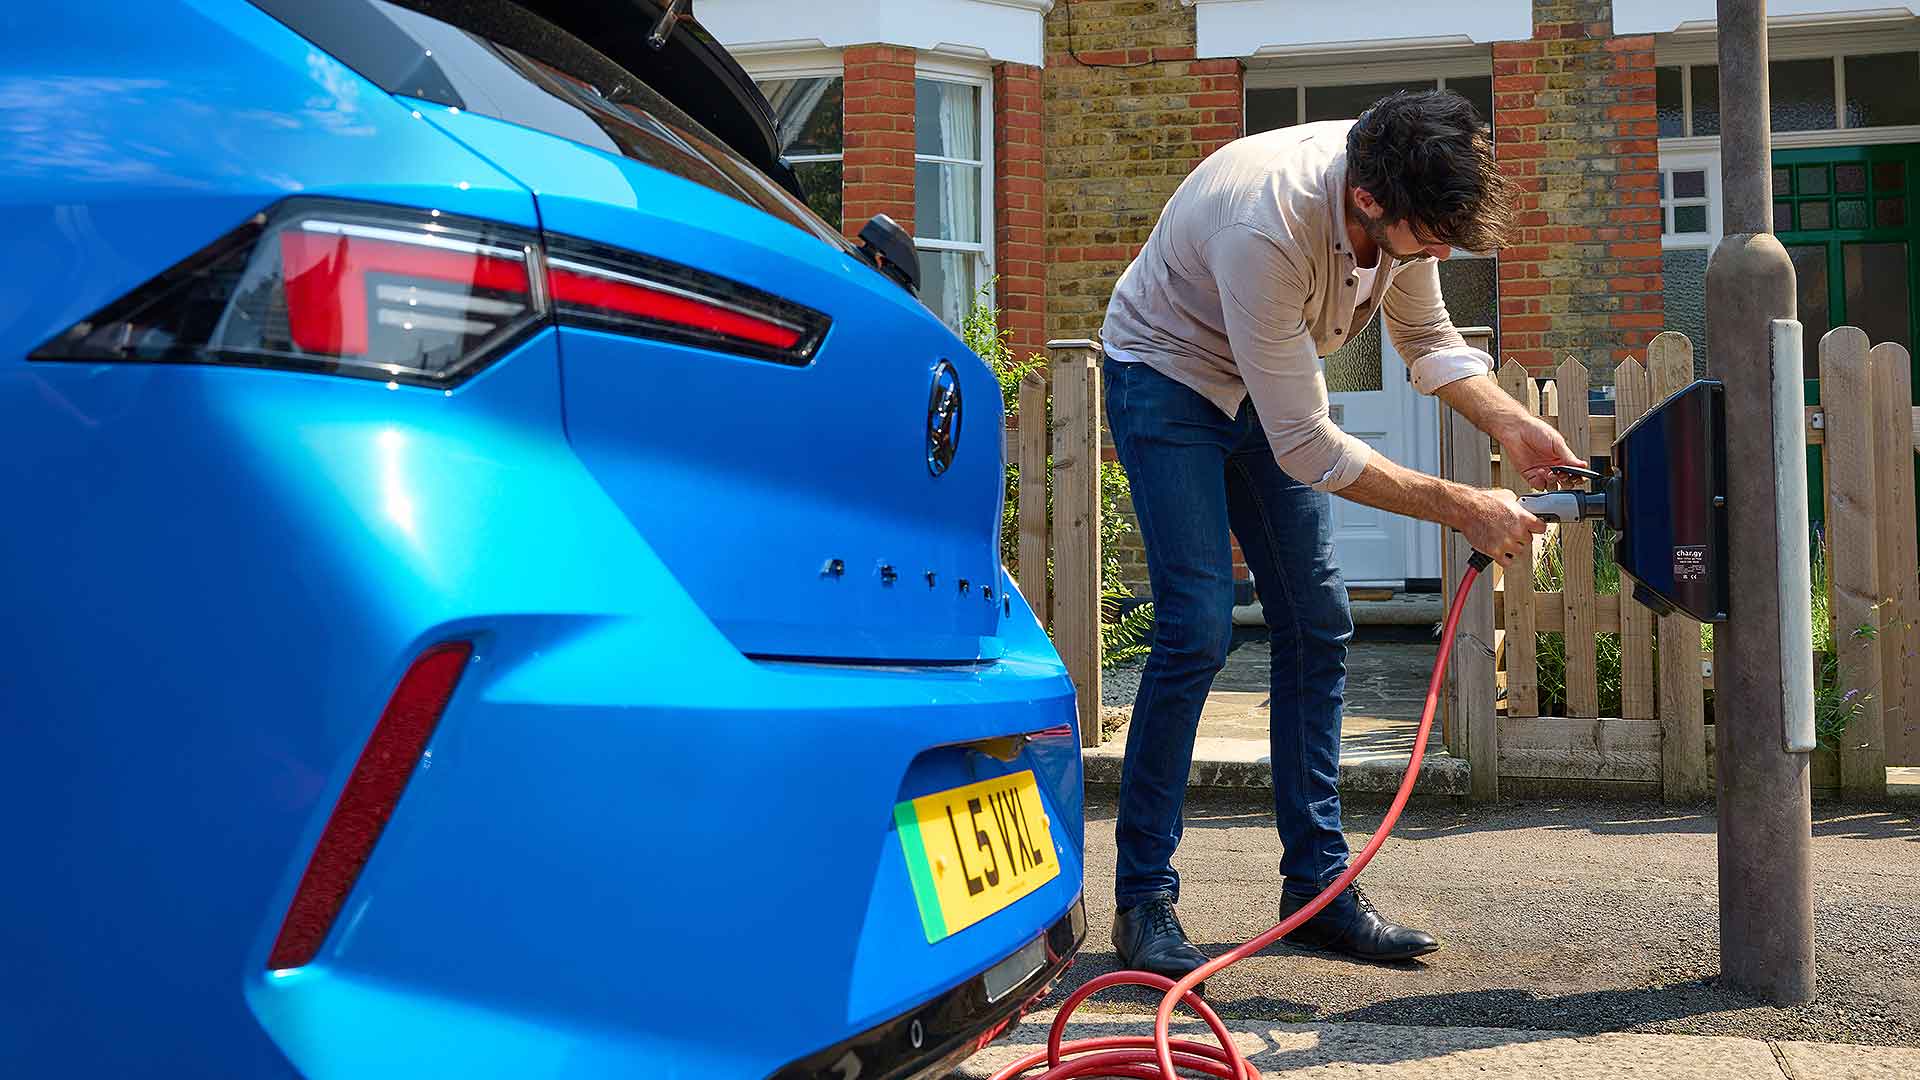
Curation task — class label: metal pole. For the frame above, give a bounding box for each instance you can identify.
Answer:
[1707,0,1817,1005]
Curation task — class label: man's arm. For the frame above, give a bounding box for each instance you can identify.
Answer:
[1380,260,1588,488]
[1337,452,1545,565]
[1434,372,1588,490]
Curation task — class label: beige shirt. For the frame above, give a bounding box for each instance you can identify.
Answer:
[1100,120,1491,492]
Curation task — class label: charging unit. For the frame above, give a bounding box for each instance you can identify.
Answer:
[1519,379,1730,624]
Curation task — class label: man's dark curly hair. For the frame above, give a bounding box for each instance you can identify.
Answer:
[1346,90,1514,254]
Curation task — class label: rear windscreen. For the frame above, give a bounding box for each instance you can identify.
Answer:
[250,0,849,251]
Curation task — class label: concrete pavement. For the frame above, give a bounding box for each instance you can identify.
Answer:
[1093,639,1468,797]
[957,1009,1920,1078]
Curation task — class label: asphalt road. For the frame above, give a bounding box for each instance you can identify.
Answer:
[1055,791,1920,1048]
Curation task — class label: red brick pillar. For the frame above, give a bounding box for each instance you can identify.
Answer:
[841,44,917,240]
[994,61,1046,359]
[1492,1,1662,374]
[1189,58,1245,162]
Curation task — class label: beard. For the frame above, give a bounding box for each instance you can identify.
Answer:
[1353,199,1433,263]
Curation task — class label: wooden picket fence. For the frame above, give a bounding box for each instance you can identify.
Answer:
[1004,340,1105,748]
[1441,328,1919,801]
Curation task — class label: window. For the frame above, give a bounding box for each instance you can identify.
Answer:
[914,74,991,330]
[1247,75,1493,134]
[1657,51,1920,138]
[1658,153,1721,370]
[1661,167,1713,238]
[758,76,845,230]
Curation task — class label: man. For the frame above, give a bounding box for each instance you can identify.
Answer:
[1101,90,1584,978]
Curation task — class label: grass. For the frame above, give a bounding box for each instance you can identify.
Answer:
[1525,525,1865,751]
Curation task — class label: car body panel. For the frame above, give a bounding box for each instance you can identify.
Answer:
[0,2,1084,1076]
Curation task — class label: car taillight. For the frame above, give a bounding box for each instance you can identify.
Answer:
[545,236,827,365]
[30,198,831,385]
[268,641,471,970]
[30,200,546,387]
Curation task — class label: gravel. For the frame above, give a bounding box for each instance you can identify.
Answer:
[1060,791,1920,1048]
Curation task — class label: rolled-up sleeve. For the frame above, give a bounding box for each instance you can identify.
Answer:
[1206,223,1374,492]
[1381,258,1492,394]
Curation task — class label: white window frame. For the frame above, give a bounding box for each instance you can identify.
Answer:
[1242,50,1495,126]
[739,49,847,230]
[913,55,996,320]
[1660,152,1723,249]
[1655,24,1920,149]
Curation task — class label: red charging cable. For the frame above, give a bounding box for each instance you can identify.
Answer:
[991,556,1492,1080]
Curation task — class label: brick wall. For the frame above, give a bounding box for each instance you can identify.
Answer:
[1043,1,1243,596]
[1492,0,1663,374]
[1042,1,1242,343]
[842,44,918,240]
[995,62,1047,359]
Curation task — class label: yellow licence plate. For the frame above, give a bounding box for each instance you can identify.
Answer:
[894,770,1059,943]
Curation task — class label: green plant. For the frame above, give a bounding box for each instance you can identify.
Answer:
[1530,526,1628,716]
[960,283,1152,667]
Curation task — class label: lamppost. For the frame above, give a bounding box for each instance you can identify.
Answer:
[1706,0,1818,1005]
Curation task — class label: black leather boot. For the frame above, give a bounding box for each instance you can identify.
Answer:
[1112,898,1209,981]
[1277,884,1439,962]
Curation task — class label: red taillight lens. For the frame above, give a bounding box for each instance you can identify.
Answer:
[267,642,471,970]
[30,200,546,387]
[545,237,828,365]
[31,197,831,384]
[548,261,803,351]
[278,223,535,357]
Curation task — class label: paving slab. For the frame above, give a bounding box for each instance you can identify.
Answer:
[1776,1040,1920,1078]
[1093,640,1465,795]
[956,1009,1811,1079]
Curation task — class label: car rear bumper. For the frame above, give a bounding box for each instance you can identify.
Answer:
[769,897,1086,1080]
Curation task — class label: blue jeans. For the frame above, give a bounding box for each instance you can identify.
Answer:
[1106,357,1355,909]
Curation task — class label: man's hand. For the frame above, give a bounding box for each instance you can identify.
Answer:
[1454,487,1549,565]
[1498,412,1587,491]
[1434,374,1588,490]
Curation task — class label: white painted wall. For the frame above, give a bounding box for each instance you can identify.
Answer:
[1183,0,1532,59]
[1614,1,1918,35]
[698,0,1053,66]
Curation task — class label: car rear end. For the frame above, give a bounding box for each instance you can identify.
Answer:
[0,1,1084,1076]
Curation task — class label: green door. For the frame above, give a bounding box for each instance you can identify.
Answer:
[1772,144,1920,527]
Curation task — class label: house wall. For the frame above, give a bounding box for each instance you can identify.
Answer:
[995,61,1049,358]
[1040,2,1242,345]
[842,44,919,239]
[1041,2,1246,595]
[1493,0,1665,369]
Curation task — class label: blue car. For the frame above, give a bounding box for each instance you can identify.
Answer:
[0,1,1086,1076]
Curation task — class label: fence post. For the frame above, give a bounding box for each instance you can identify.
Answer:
[1649,331,1709,801]
[1822,327,1886,798]
[1017,372,1051,630]
[1444,328,1498,800]
[1497,359,1540,718]
[1870,343,1918,767]
[1555,358,1597,717]
[1614,355,1657,719]
[1048,339,1104,749]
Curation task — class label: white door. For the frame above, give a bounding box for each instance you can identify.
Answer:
[1327,256,1496,587]
[1325,318,1421,587]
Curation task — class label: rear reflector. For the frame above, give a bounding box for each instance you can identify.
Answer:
[267,642,471,970]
